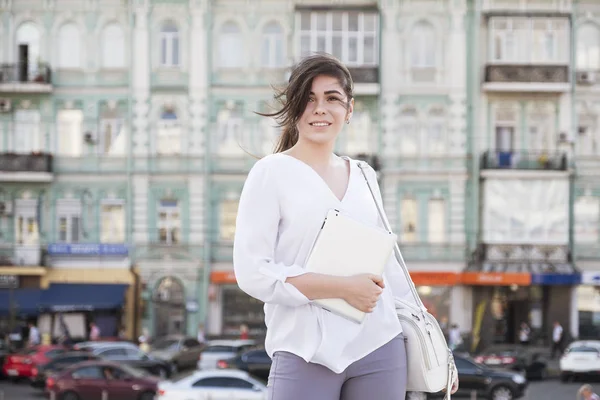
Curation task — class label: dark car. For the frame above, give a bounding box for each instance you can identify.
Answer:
[217,348,272,382]
[73,341,172,378]
[30,351,100,389]
[473,344,548,380]
[423,354,528,400]
[47,360,158,400]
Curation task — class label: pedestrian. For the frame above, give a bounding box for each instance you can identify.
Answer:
[239,324,249,340]
[448,324,462,351]
[579,384,600,400]
[197,323,206,344]
[519,322,530,346]
[89,322,101,341]
[233,53,459,400]
[551,321,563,359]
[27,321,40,346]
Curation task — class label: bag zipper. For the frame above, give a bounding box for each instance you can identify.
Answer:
[397,314,432,370]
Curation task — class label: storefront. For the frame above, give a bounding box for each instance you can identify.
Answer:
[577,271,600,340]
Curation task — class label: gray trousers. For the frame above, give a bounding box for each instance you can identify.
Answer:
[267,334,407,400]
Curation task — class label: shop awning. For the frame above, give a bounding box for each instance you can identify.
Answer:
[39,283,128,312]
[0,288,43,316]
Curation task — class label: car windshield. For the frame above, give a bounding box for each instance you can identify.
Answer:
[152,338,180,351]
[119,363,150,378]
[568,346,600,353]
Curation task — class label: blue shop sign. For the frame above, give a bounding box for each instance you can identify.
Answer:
[48,243,128,256]
[530,273,581,285]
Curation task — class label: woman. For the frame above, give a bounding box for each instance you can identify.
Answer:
[234,53,457,399]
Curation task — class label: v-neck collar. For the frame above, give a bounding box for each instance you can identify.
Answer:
[276,153,354,203]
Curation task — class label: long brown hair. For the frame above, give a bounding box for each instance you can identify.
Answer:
[258,53,354,153]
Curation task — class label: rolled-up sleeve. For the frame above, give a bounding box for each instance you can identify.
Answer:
[363,164,419,306]
[233,160,311,307]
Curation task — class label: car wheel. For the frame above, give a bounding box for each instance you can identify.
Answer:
[62,391,81,400]
[157,367,168,379]
[406,392,427,400]
[138,391,155,400]
[491,385,514,400]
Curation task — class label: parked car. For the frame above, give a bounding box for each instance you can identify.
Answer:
[473,344,548,380]
[73,341,172,378]
[217,348,271,382]
[149,335,204,373]
[409,354,528,400]
[559,340,600,382]
[2,344,66,381]
[46,360,159,400]
[197,339,256,370]
[0,340,14,378]
[30,351,100,389]
[157,369,267,400]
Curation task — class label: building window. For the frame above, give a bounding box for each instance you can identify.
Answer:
[411,21,436,68]
[220,198,238,241]
[16,22,41,81]
[577,118,599,156]
[577,23,600,70]
[526,102,554,151]
[399,107,419,155]
[99,117,125,156]
[57,109,84,156]
[490,17,568,64]
[158,199,180,245]
[57,199,82,243]
[160,22,180,67]
[13,110,42,153]
[577,286,600,340]
[15,201,39,246]
[216,101,244,155]
[58,23,81,68]
[344,102,373,155]
[400,197,418,243]
[426,108,446,155]
[298,11,379,66]
[261,21,284,68]
[101,202,125,243]
[427,198,446,243]
[494,104,518,153]
[218,21,243,68]
[575,196,599,244]
[101,23,125,69]
[156,107,181,155]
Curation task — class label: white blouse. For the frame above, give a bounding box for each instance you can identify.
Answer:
[233,153,416,374]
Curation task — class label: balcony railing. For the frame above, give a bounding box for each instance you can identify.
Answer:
[0,153,53,173]
[398,243,468,262]
[484,64,569,84]
[0,244,43,266]
[481,150,568,171]
[347,66,379,84]
[0,63,52,86]
[575,244,600,260]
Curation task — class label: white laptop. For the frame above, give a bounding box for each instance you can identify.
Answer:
[305,209,397,323]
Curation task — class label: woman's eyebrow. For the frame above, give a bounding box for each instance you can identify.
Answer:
[309,90,343,96]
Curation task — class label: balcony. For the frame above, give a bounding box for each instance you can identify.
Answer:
[53,156,206,174]
[0,153,53,182]
[480,150,568,171]
[384,155,466,173]
[0,63,52,93]
[399,243,467,262]
[483,64,570,92]
[482,0,572,15]
[0,244,43,266]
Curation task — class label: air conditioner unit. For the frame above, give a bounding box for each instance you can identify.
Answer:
[0,200,13,216]
[577,71,596,85]
[84,131,97,144]
[0,98,11,113]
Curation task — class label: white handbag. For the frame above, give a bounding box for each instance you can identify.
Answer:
[358,162,456,398]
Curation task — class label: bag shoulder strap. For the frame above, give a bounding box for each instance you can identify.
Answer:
[356,161,426,311]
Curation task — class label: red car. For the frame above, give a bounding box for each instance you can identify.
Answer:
[47,360,159,400]
[2,345,66,381]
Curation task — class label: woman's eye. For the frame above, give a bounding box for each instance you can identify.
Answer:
[328,97,341,102]
[308,98,315,102]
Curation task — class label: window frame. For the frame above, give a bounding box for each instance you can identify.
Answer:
[101,22,126,69]
[100,200,126,244]
[261,21,285,69]
[159,22,180,68]
[218,21,244,69]
[56,199,82,244]
[157,199,181,245]
[57,22,82,69]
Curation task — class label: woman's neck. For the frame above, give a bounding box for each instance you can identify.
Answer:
[287,138,336,169]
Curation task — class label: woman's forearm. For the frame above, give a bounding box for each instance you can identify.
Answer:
[285,273,347,301]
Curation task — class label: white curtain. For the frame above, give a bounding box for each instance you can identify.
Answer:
[102,23,125,68]
[219,22,243,68]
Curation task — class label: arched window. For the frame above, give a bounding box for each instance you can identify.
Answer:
[102,23,125,68]
[160,21,180,67]
[427,108,447,155]
[577,23,600,70]
[410,21,436,68]
[16,22,41,80]
[261,21,284,68]
[156,107,181,154]
[218,21,243,68]
[58,23,81,68]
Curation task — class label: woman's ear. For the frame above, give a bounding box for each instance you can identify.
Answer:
[347,98,355,122]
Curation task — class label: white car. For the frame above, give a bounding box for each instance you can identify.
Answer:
[197,339,256,370]
[560,340,600,382]
[157,369,267,400]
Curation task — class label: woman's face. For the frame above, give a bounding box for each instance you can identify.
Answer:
[297,74,353,147]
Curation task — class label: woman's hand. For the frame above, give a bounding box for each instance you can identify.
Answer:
[341,274,385,313]
[451,373,459,394]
